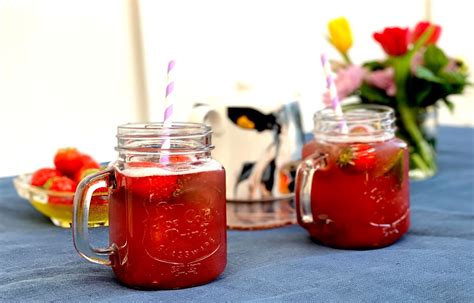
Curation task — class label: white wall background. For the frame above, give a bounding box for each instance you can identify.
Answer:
[0,0,144,177]
[1,0,473,177]
[139,0,428,128]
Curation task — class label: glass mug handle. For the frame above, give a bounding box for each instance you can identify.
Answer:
[72,168,114,266]
[296,152,327,224]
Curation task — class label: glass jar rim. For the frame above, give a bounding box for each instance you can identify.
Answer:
[313,104,396,142]
[313,104,394,124]
[115,122,214,156]
[117,122,212,139]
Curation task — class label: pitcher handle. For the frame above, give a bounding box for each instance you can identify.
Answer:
[295,152,327,224]
[72,168,114,266]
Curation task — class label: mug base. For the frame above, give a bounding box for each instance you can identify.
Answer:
[307,233,407,250]
[114,273,224,290]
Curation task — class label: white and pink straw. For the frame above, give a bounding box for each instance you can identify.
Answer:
[320,53,348,133]
[161,60,175,162]
[163,60,175,128]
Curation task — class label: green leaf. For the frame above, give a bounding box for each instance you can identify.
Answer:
[424,45,449,74]
[442,98,455,113]
[440,71,468,85]
[412,26,434,53]
[362,60,386,71]
[413,82,432,106]
[439,71,470,94]
[358,83,392,104]
[415,66,445,84]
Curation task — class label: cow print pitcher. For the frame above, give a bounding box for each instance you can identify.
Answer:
[190,101,305,229]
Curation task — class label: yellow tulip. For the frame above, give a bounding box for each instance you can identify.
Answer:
[328,17,353,59]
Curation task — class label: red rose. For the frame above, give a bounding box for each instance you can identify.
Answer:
[373,27,410,56]
[412,21,441,45]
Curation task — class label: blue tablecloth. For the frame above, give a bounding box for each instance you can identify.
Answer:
[1,126,473,302]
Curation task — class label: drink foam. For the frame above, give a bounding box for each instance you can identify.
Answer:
[319,133,394,143]
[119,160,222,178]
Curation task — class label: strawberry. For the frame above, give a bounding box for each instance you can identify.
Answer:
[126,161,160,169]
[74,167,108,193]
[337,143,376,171]
[349,125,370,134]
[74,155,101,183]
[167,155,191,163]
[54,148,83,177]
[31,168,62,187]
[124,161,179,201]
[78,167,110,195]
[79,154,100,170]
[44,176,77,204]
[125,156,191,168]
[75,167,100,183]
[127,175,179,202]
[44,176,77,192]
[378,150,404,188]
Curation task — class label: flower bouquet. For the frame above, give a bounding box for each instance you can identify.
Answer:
[325,17,470,179]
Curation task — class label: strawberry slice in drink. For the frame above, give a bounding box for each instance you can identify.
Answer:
[336,143,376,172]
[125,162,177,199]
[124,156,192,202]
[374,148,405,187]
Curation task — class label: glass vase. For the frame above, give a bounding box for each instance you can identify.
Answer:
[396,105,438,180]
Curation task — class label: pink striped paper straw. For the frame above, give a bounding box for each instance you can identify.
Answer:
[163,60,175,128]
[320,53,348,133]
[161,60,175,162]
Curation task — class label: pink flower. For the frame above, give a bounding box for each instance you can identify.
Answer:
[323,65,366,107]
[411,50,424,74]
[444,58,463,72]
[365,68,397,96]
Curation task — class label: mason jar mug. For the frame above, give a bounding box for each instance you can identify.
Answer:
[73,122,227,289]
[295,105,410,249]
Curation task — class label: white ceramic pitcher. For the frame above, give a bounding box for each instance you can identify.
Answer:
[190,100,305,203]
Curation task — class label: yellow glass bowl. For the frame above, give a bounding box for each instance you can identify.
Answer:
[13,174,108,228]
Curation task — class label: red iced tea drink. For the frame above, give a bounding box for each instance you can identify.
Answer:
[109,160,226,289]
[72,123,226,289]
[296,105,410,249]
